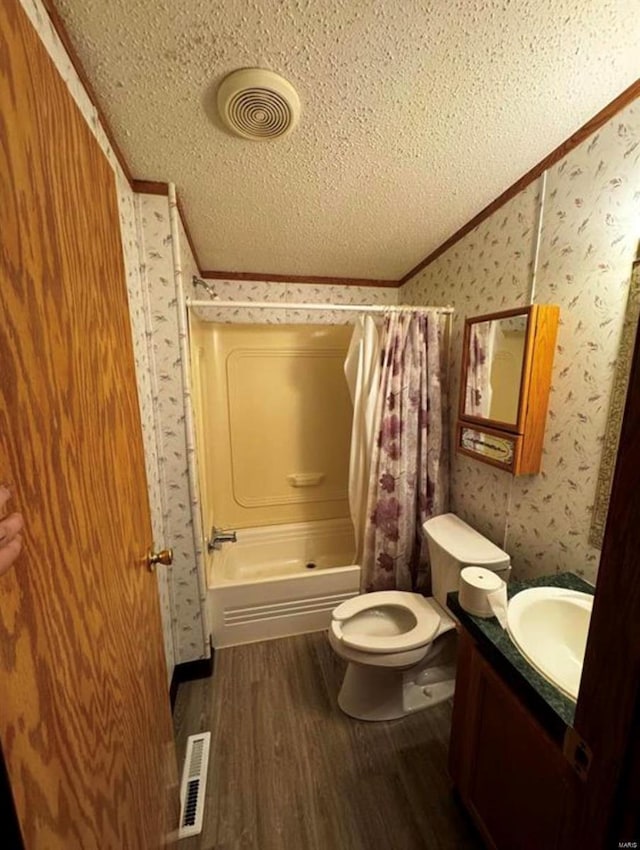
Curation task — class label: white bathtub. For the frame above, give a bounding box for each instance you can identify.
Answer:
[207,519,360,647]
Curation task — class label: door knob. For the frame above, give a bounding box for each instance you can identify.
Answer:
[146,548,173,572]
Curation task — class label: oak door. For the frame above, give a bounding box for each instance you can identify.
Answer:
[0,1,178,847]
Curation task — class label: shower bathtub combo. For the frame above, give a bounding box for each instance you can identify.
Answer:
[189,318,361,648]
[207,518,359,647]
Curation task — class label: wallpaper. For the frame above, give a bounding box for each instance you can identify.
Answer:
[21,0,175,680]
[169,193,211,661]
[402,100,640,584]
[188,278,399,324]
[136,194,210,664]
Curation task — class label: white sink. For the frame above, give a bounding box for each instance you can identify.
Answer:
[506,587,593,701]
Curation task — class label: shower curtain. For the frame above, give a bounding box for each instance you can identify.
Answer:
[361,311,449,593]
[465,321,496,418]
[344,315,381,564]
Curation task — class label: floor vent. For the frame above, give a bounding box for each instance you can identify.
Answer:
[178,731,211,839]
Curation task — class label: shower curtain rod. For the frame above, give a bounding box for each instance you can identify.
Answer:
[186,297,454,314]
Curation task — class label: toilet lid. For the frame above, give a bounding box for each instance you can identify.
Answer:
[331,590,440,653]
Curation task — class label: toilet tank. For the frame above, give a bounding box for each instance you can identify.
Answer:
[423,513,511,609]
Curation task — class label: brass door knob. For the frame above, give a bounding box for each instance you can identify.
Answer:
[147,548,173,572]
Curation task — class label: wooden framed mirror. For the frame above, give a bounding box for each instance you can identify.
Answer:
[457,304,559,475]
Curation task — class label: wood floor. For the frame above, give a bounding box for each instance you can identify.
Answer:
[173,632,483,850]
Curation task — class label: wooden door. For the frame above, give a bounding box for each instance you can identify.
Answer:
[569,257,640,848]
[0,2,178,847]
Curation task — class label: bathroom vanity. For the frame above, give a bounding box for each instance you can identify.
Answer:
[448,574,593,850]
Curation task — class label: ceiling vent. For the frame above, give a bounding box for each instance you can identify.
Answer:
[217,68,301,140]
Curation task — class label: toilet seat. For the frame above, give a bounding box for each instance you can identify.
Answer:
[331,590,440,654]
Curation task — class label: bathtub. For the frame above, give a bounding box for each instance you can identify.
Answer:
[207,518,360,647]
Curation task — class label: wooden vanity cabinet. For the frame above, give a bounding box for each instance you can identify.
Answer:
[450,629,579,850]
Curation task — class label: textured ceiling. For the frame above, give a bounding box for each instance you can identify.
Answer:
[56,0,640,279]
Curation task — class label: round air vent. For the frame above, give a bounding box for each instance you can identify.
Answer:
[217,68,301,140]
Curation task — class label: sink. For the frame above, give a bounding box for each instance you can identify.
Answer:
[506,587,593,701]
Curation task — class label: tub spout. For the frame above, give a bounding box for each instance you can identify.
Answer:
[208,527,238,552]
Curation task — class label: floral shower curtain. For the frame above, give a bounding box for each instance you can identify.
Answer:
[361,311,449,592]
[465,321,495,418]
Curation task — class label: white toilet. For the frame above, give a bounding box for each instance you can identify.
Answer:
[328,513,511,721]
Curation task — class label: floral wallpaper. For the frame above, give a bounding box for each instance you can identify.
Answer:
[137,194,210,665]
[21,0,175,681]
[169,190,211,661]
[188,278,399,324]
[402,100,640,585]
[403,183,538,548]
[121,186,174,682]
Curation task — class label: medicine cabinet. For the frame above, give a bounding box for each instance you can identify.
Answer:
[457,305,559,475]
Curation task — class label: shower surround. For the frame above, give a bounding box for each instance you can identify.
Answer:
[189,319,359,646]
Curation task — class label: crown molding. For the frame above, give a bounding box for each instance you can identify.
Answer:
[400,78,640,285]
[200,270,400,288]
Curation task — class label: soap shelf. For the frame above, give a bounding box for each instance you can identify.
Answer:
[287,472,325,487]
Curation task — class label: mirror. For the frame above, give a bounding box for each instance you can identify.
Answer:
[461,310,529,429]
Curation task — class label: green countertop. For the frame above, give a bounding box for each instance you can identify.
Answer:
[447,571,595,743]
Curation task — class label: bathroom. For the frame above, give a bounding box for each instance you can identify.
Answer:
[0,0,639,848]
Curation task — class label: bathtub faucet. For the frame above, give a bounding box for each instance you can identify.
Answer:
[208,527,238,552]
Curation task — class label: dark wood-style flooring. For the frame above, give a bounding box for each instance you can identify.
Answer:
[173,632,483,850]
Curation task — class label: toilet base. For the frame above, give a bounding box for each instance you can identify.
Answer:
[336,632,457,721]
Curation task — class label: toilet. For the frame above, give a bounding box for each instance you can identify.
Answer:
[328,513,511,721]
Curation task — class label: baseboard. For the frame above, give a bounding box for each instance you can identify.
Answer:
[170,636,215,712]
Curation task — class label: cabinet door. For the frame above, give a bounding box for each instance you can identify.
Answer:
[451,632,576,850]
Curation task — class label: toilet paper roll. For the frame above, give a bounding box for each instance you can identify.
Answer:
[459,566,505,619]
